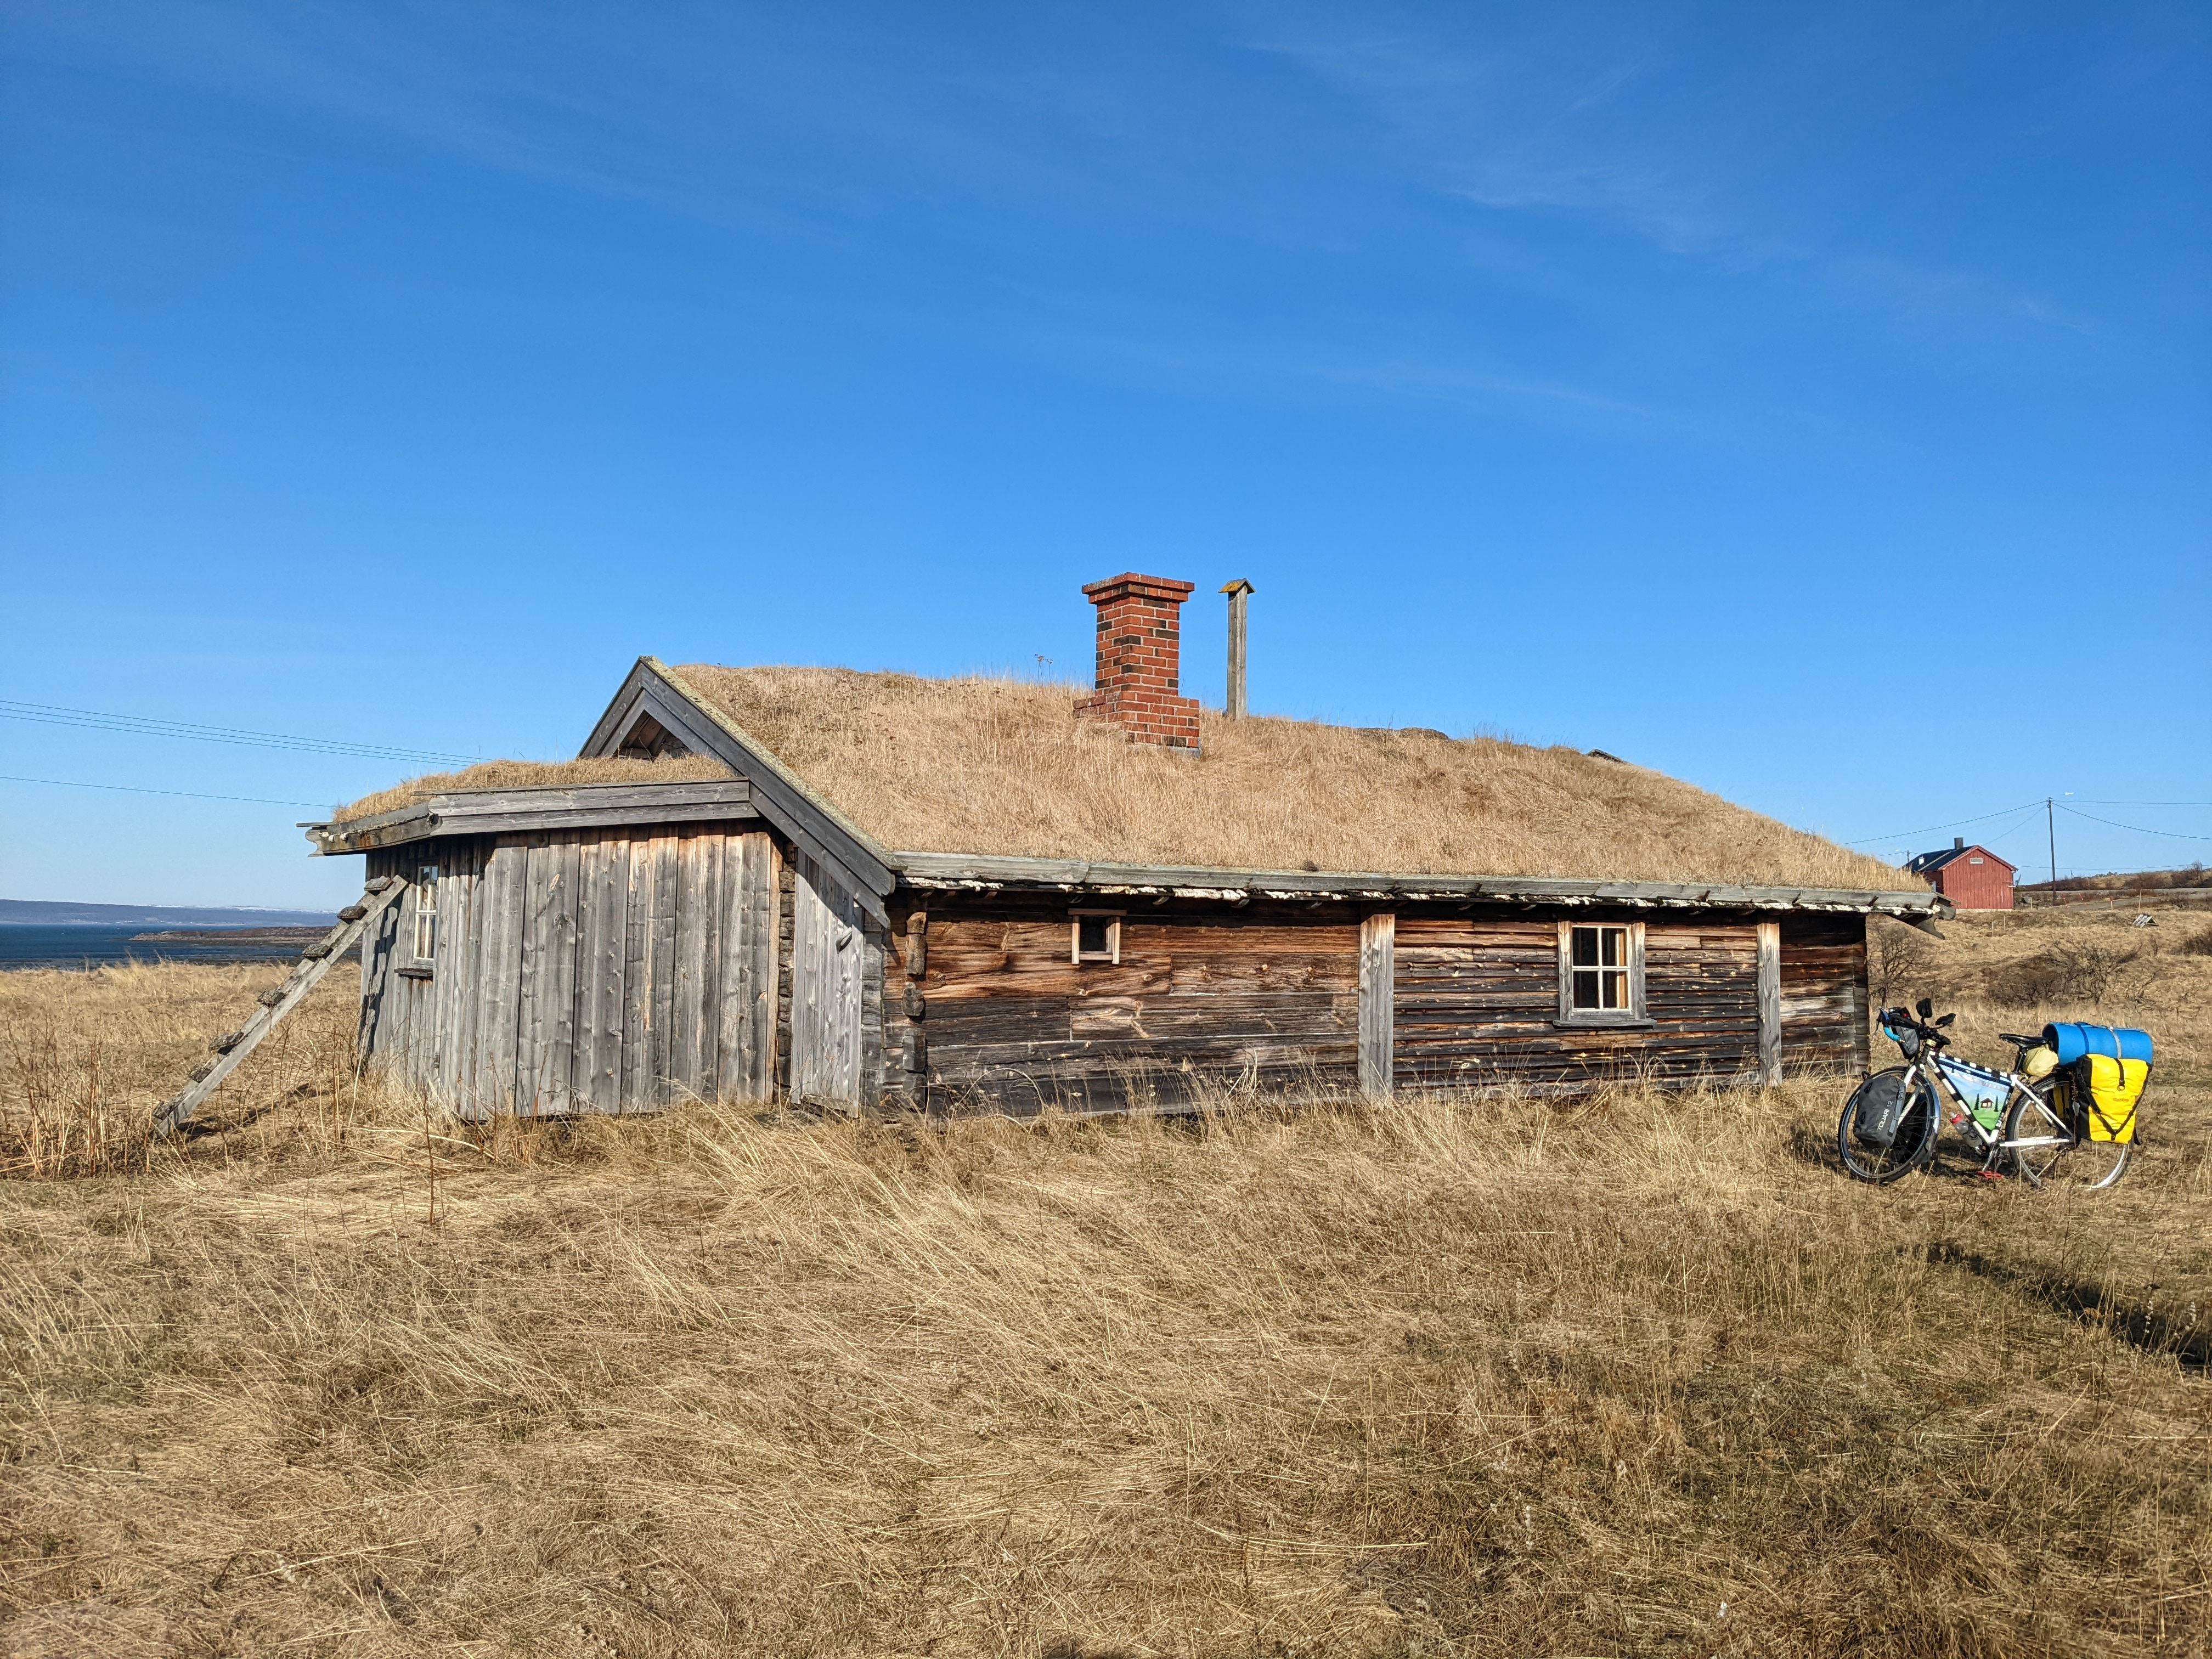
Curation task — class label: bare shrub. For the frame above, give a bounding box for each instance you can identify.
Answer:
[1985,938,2137,1007]
[1867,921,1940,1007]
[2181,926,2212,958]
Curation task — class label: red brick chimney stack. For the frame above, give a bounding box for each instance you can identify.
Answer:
[1074,572,1203,751]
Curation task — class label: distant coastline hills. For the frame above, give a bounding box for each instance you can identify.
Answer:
[0,899,340,928]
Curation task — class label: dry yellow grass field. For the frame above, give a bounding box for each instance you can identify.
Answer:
[2,907,2206,1657]
[328,668,1913,890]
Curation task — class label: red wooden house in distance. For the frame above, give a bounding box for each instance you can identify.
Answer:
[1906,839,2016,910]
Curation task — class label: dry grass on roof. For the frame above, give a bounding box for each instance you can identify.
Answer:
[330,756,731,824]
[673,665,1911,890]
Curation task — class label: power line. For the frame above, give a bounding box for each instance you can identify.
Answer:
[1842,800,2044,847]
[0,774,338,809]
[0,699,477,765]
[2057,803,2212,843]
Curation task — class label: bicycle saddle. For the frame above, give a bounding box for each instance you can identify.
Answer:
[1998,1031,2042,1048]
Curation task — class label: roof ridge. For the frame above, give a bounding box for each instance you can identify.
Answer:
[643,657,898,871]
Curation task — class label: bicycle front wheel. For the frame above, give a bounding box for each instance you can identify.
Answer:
[2005,1085,2131,1190]
[1838,1068,1938,1184]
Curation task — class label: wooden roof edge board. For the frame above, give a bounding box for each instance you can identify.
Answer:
[581,658,897,901]
[307,797,764,854]
[890,851,1938,914]
[303,781,757,852]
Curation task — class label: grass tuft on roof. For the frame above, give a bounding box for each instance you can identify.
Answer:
[331,757,732,824]
[670,665,1911,890]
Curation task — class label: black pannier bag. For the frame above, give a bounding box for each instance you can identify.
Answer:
[1848,1070,1914,1149]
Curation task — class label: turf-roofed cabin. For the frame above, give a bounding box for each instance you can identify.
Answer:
[310,573,1946,1119]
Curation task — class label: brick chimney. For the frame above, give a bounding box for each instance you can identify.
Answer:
[1074,572,1202,751]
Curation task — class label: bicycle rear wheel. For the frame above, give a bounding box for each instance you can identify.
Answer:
[1838,1068,1938,1183]
[2006,1086,2131,1190]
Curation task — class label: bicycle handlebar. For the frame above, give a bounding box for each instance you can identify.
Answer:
[1878,1006,1952,1049]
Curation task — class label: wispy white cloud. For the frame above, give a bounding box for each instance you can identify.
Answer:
[1243,14,2103,348]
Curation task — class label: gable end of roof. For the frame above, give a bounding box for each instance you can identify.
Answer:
[580,657,897,910]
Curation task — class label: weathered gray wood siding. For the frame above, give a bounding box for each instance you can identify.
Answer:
[789,851,878,1109]
[895,898,1361,1115]
[362,825,778,1113]
[1779,913,1869,1075]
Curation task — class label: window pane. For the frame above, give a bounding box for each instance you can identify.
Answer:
[1571,927,1598,968]
[1601,968,1627,1009]
[1600,927,1624,968]
[1572,968,1599,1009]
[1078,917,1110,957]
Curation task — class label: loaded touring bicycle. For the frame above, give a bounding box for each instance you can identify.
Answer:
[1838,1002,2150,1189]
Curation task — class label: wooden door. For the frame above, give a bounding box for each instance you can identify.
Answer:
[791,851,864,1107]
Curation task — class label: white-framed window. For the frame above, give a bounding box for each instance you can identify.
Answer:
[1070,910,1122,964]
[1556,920,1645,1023]
[412,865,439,962]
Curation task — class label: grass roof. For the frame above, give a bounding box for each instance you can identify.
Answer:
[330,757,732,824]
[324,667,1912,889]
[668,665,1912,890]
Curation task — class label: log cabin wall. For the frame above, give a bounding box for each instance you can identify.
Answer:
[356,836,1871,1118]
[1780,913,1869,1075]
[362,822,780,1115]
[878,899,1873,1115]
[887,896,1363,1115]
[1393,911,1773,1092]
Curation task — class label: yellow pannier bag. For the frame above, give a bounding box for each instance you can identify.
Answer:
[2079,1053,2147,1144]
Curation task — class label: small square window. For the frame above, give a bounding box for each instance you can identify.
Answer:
[1570,924,1631,1010]
[1557,920,1645,1023]
[1070,911,1122,964]
[412,865,439,962]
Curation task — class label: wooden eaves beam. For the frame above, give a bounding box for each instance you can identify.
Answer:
[888,851,1947,918]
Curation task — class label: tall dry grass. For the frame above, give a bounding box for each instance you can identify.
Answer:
[1,909,2205,1656]
[668,665,1914,889]
[0,965,376,1178]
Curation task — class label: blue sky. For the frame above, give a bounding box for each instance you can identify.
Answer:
[3,2,2207,909]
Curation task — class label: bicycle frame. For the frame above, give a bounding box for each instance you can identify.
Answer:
[1906,1050,2070,1165]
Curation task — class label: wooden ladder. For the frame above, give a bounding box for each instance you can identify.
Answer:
[152,875,408,1139]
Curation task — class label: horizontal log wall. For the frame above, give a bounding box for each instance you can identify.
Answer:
[1393,913,1766,1091]
[363,823,777,1114]
[1780,912,1869,1075]
[891,899,1361,1115]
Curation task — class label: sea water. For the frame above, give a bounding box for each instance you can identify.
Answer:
[0,925,330,971]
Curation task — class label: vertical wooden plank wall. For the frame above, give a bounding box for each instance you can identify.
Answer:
[790,851,866,1108]
[473,834,528,1115]
[1358,912,1395,1098]
[715,832,780,1102]
[431,840,482,1105]
[353,825,780,1115]
[575,833,629,1112]
[671,830,722,1097]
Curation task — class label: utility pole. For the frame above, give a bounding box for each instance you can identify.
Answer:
[1220,578,1254,719]
[2047,796,2057,893]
